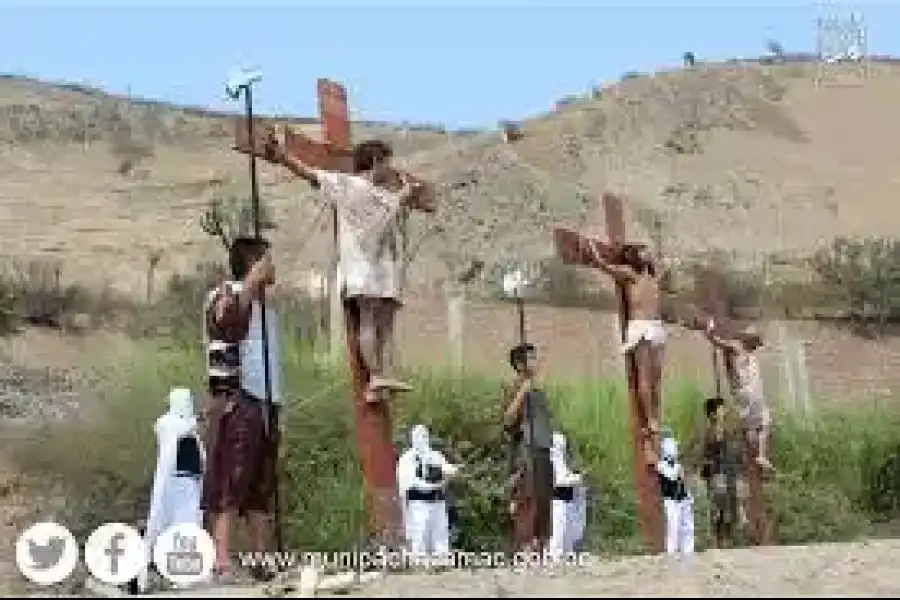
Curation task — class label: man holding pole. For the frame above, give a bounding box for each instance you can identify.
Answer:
[202,236,282,582]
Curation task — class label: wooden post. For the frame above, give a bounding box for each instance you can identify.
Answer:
[554,192,664,552]
[695,267,773,546]
[233,79,435,542]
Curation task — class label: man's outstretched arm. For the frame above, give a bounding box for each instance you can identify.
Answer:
[238,131,322,187]
[587,245,637,285]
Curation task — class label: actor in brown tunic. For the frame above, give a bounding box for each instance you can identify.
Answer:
[201,236,280,579]
[503,343,554,552]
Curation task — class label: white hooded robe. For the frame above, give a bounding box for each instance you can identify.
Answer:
[549,431,584,555]
[658,436,694,555]
[397,425,458,559]
[146,388,205,548]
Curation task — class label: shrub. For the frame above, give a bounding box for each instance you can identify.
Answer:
[810,236,900,336]
[9,330,900,560]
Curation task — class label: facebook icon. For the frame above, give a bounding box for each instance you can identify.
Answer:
[104,533,125,576]
[84,524,147,586]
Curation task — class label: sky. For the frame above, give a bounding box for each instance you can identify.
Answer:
[3,4,899,129]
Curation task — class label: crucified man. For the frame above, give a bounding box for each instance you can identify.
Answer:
[590,243,668,460]
[252,132,432,402]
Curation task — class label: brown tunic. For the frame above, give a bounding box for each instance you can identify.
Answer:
[201,282,279,515]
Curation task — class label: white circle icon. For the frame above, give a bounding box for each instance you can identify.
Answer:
[153,523,215,586]
[84,523,148,585]
[15,521,79,586]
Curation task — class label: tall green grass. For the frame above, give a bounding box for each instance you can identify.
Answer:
[10,330,900,555]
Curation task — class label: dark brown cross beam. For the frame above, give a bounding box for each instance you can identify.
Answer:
[696,267,773,547]
[234,82,435,211]
[554,191,664,552]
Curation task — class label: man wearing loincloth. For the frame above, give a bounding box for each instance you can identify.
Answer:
[250,133,428,403]
[706,321,773,471]
[502,343,554,552]
[202,236,282,581]
[591,243,668,460]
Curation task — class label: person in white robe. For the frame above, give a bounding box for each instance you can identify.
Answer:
[397,424,459,561]
[142,387,205,586]
[657,436,695,555]
[548,431,584,555]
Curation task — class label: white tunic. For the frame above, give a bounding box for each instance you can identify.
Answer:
[312,169,405,300]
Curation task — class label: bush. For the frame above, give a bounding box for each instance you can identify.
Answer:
[10,329,900,560]
[810,236,900,336]
[0,259,125,332]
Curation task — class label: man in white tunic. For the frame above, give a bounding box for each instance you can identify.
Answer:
[706,320,773,470]
[397,424,459,561]
[252,134,433,403]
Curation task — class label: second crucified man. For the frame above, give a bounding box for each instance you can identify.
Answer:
[592,243,668,460]
[255,133,433,402]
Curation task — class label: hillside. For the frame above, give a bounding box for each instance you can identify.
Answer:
[2,60,900,298]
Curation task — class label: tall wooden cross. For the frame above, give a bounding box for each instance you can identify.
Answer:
[233,79,435,542]
[695,267,774,546]
[553,192,664,552]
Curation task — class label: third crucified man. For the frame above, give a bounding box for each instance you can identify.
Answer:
[592,243,668,460]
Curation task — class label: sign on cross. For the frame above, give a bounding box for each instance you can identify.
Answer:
[232,78,436,544]
[554,192,664,552]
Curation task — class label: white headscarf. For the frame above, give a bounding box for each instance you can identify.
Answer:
[661,437,679,463]
[155,387,197,439]
[410,424,430,454]
[551,431,567,460]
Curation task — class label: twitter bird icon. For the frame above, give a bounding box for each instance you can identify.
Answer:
[16,522,78,586]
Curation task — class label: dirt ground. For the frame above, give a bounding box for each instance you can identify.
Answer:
[354,541,900,597]
[142,540,900,598]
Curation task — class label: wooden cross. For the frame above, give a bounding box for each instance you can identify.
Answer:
[554,192,664,552]
[694,267,774,546]
[232,78,436,543]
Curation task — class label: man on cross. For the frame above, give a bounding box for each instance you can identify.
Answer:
[254,132,431,402]
[590,242,668,457]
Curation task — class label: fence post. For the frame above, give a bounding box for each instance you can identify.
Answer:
[446,283,465,372]
[776,323,796,412]
[795,340,812,414]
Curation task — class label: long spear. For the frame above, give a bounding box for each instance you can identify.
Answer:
[226,68,283,554]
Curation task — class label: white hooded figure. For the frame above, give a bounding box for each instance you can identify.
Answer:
[397,425,459,559]
[549,431,584,555]
[145,388,205,553]
[657,436,694,555]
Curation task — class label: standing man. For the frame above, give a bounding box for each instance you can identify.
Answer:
[503,343,555,552]
[589,243,668,461]
[202,236,282,582]
[251,133,433,403]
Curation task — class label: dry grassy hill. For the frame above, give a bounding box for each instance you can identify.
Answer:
[2,60,900,299]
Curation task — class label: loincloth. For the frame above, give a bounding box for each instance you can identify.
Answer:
[621,319,667,354]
